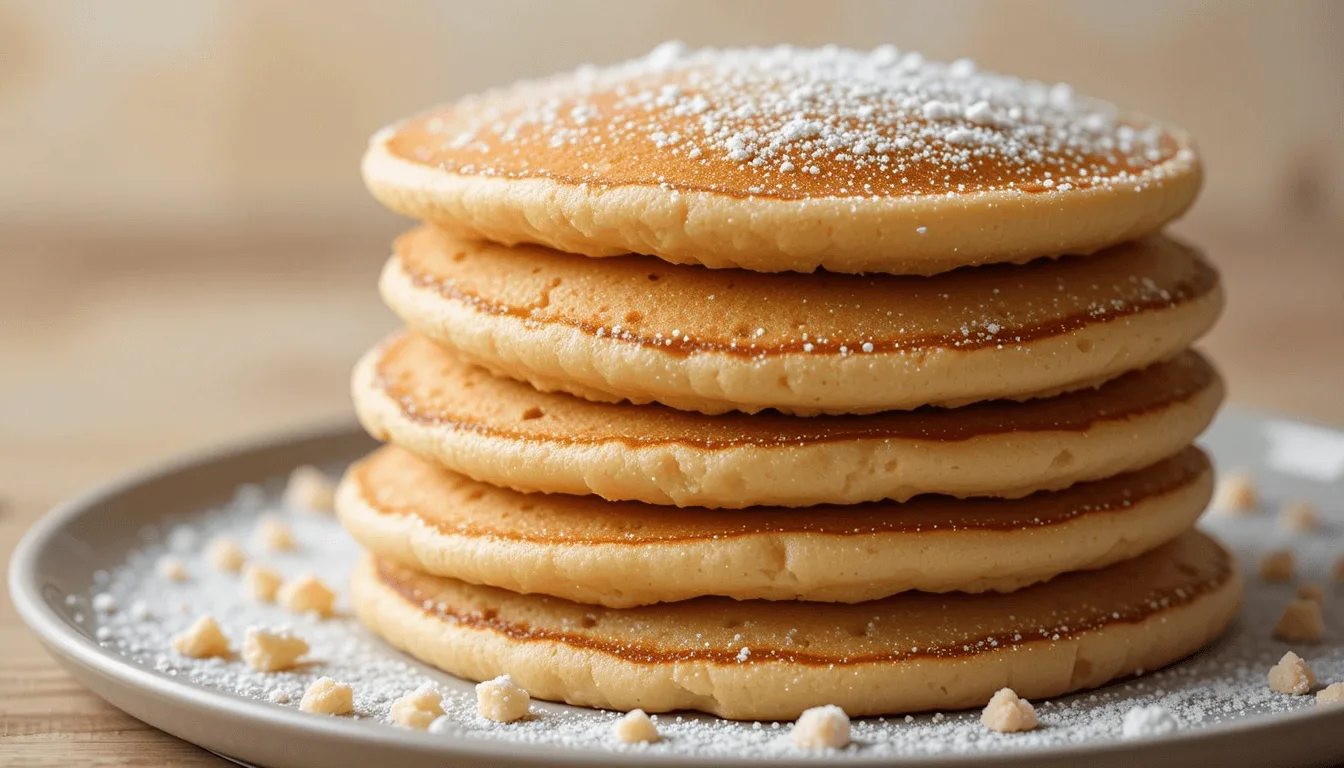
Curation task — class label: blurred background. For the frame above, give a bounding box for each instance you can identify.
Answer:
[2,0,1343,500]
[1,2,1341,761]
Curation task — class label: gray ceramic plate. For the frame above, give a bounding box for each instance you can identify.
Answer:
[11,410,1344,768]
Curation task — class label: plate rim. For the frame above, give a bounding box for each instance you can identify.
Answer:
[10,413,1344,767]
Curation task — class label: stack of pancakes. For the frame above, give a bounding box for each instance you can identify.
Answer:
[342,44,1241,720]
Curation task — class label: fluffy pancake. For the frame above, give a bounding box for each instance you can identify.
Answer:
[350,530,1240,719]
[382,227,1222,415]
[355,332,1223,507]
[337,444,1213,606]
[363,43,1200,275]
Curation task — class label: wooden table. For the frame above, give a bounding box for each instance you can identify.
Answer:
[2,215,1341,764]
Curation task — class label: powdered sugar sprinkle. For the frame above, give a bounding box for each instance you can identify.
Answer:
[416,42,1191,200]
[69,451,1344,761]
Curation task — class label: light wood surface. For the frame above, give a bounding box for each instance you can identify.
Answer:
[1,213,1340,764]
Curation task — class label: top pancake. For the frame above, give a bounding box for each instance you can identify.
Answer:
[364,43,1201,275]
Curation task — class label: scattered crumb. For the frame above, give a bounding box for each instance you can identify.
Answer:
[284,465,336,513]
[92,593,117,614]
[1268,651,1316,694]
[242,563,284,603]
[206,536,247,573]
[278,574,335,617]
[171,615,230,659]
[1317,683,1344,706]
[1260,550,1296,582]
[1212,472,1257,514]
[1280,501,1320,533]
[476,675,530,723]
[253,514,296,552]
[1275,599,1325,643]
[300,677,353,715]
[242,627,309,672]
[981,688,1038,733]
[156,555,188,582]
[268,688,291,704]
[612,709,661,744]
[1121,704,1179,738]
[391,684,444,730]
[792,705,851,749]
[1298,582,1326,602]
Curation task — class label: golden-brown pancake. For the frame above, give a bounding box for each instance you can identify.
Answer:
[363,43,1200,275]
[355,332,1223,507]
[381,227,1222,414]
[350,530,1240,719]
[337,444,1213,606]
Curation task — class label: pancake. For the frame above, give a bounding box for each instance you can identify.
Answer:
[355,332,1224,507]
[381,227,1222,415]
[337,444,1213,606]
[363,43,1200,276]
[350,530,1240,719]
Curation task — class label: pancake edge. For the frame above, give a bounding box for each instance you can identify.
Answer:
[349,544,1241,719]
[354,336,1224,507]
[336,447,1214,606]
[380,252,1224,415]
[363,126,1202,276]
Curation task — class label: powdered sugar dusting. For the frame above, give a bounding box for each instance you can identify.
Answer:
[71,458,1344,761]
[400,42,1192,200]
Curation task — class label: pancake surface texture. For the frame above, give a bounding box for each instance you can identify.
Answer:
[350,530,1240,719]
[338,444,1214,606]
[355,333,1223,507]
[382,227,1222,414]
[363,43,1200,275]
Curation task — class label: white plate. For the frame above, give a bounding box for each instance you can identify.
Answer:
[10,411,1344,768]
